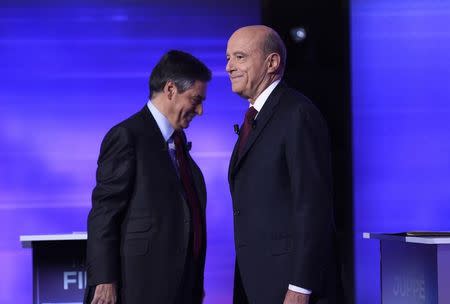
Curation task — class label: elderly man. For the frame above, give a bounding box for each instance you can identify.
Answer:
[85,50,211,304]
[226,25,337,304]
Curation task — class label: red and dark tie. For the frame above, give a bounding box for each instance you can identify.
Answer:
[237,106,258,158]
[172,130,203,259]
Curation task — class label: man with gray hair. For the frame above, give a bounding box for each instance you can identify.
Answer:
[226,25,337,304]
[85,50,211,304]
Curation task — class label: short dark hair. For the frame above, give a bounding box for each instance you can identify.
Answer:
[149,50,212,98]
[263,31,287,76]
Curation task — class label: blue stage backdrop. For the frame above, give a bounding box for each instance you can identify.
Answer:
[0,1,259,303]
[352,1,450,303]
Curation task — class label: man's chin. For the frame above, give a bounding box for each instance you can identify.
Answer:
[232,89,248,99]
[231,86,243,95]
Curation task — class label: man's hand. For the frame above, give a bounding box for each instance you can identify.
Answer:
[91,283,117,304]
[283,289,310,304]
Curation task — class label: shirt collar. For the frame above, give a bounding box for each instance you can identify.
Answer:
[147,100,174,142]
[251,79,281,113]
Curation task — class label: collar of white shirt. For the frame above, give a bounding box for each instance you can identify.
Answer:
[147,100,174,142]
[251,79,281,116]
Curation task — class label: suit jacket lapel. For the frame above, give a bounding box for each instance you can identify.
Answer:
[138,106,186,198]
[228,136,240,183]
[231,82,286,177]
[138,105,167,149]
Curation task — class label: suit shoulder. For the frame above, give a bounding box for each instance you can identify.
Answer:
[279,86,323,119]
[114,109,144,131]
[104,109,145,139]
[97,112,145,155]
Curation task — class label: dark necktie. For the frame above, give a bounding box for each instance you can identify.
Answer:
[172,130,203,259]
[237,106,258,158]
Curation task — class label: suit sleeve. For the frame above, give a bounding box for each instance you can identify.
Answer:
[285,102,334,292]
[86,126,136,286]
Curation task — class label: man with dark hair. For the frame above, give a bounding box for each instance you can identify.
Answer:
[85,50,211,304]
[226,25,336,304]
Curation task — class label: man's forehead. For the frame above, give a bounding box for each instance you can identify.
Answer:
[228,30,264,51]
[238,26,268,39]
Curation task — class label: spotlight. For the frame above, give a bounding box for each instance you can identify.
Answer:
[290,27,306,43]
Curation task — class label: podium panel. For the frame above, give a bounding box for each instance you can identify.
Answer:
[381,241,437,303]
[364,232,450,304]
[21,234,87,304]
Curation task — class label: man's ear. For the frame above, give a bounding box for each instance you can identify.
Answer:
[267,53,281,74]
[164,81,177,100]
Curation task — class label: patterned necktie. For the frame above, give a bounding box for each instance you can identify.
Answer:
[167,137,179,177]
[237,106,258,158]
[172,130,203,259]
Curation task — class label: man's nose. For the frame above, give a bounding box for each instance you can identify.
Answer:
[195,103,203,116]
[226,59,233,73]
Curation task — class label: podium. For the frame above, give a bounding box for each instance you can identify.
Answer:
[364,232,450,304]
[20,233,87,304]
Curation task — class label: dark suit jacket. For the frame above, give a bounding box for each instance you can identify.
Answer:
[229,82,336,304]
[85,106,207,304]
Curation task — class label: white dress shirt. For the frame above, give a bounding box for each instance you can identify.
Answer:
[147,100,174,142]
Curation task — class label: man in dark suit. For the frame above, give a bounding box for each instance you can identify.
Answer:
[226,25,336,304]
[85,50,211,304]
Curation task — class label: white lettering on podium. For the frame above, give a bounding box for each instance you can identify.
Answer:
[63,272,77,290]
[392,275,425,301]
[63,271,87,290]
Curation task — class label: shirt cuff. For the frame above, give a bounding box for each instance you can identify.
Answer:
[288,284,312,295]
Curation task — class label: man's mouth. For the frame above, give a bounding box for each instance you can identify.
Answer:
[230,75,243,80]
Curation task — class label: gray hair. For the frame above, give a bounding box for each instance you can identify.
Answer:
[263,30,287,76]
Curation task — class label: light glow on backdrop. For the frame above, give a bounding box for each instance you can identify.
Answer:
[352,1,450,303]
[0,1,259,303]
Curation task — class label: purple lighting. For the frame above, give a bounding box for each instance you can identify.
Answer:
[352,0,450,303]
[0,1,259,303]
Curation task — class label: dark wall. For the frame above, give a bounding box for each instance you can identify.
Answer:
[261,1,353,302]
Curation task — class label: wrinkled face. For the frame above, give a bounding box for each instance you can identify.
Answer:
[170,80,207,129]
[226,29,269,101]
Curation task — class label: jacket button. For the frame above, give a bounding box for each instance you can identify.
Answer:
[233,209,240,216]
